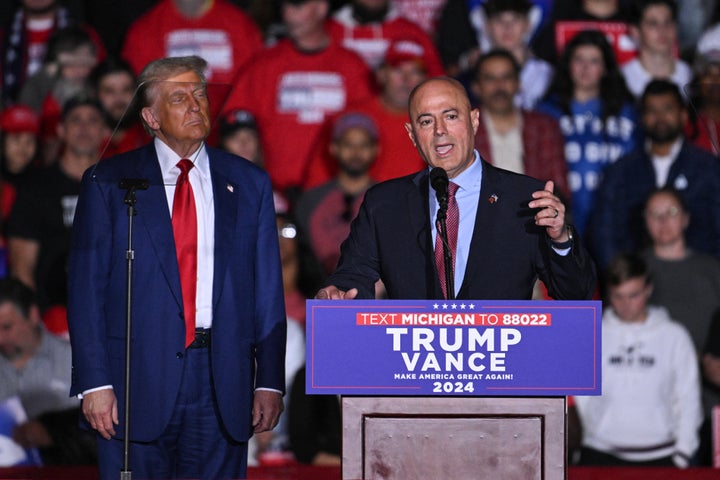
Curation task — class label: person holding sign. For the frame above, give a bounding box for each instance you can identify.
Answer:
[316,76,596,301]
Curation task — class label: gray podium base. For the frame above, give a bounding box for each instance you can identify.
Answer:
[342,396,566,480]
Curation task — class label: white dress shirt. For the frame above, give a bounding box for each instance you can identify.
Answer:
[156,138,215,329]
[81,138,216,397]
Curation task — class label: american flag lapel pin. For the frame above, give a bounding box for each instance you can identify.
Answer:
[488,194,498,204]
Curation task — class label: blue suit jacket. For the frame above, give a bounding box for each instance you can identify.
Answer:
[67,143,286,442]
[327,161,596,300]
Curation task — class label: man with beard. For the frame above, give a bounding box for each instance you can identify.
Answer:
[88,57,149,158]
[590,79,720,270]
[471,49,568,201]
[295,112,378,275]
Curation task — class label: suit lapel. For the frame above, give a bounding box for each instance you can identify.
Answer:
[408,170,431,253]
[410,170,443,298]
[209,153,238,309]
[134,144,183,308]
[134,147,239,312]
[458,162,506,298]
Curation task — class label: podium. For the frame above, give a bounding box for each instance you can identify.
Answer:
[306,300,601,480]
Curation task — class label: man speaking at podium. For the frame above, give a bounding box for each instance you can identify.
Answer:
[67,56,286,479]
[316,77,596,301]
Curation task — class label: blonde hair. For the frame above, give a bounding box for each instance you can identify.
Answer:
[137,56,208,135]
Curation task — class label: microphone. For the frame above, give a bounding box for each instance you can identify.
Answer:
[118,178,150,191]
[429,167,449,211]
[118,178,149,207]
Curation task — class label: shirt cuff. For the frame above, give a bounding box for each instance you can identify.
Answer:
[255,387,283,395]
[79,385,113,399]
[672,452,690,468]
[81,386,280,398]
[550,225,574,256]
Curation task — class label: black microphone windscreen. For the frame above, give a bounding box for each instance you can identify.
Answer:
[118,178,150,191]
[429,167,448,195]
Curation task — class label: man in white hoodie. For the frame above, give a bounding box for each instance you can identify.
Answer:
[574,252,702,467]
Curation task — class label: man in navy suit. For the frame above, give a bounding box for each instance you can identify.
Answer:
[67,56,286,479]
[317,77,596,301]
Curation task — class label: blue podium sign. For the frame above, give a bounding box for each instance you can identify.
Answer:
[306,299,601,396]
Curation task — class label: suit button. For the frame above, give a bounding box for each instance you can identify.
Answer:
[176,352,184,359]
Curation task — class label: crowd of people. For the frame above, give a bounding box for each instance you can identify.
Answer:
[2,0,720,471]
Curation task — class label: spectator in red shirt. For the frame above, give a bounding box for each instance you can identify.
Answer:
[121,0,263,86]
[305,37,428,187]
[327,0,445,76]
[393,0,447,36]
[224,0,374,197]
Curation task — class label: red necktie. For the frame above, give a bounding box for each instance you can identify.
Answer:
[435,182,459,299]
[172,159,197,348]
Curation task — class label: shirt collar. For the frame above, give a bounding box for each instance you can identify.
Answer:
[442,150,482,194]
[154,137,210,184]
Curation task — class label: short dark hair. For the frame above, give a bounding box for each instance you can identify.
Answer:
[639,79,685,113]
[44,26,97,64]
[631,0,678,25]
[605,253,652,288]
[0,277,37,319]
[643,187,688,215]
[88,56,136,92]
[60,93,105,121]
[473,49,521,81]
[483,0,532,17]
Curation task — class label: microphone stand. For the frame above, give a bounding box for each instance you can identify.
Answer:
[118,179,149,480]
[435,203,455,301]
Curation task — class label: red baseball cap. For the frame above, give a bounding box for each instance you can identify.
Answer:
[0,105,40,135]
[383,39,427,70]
